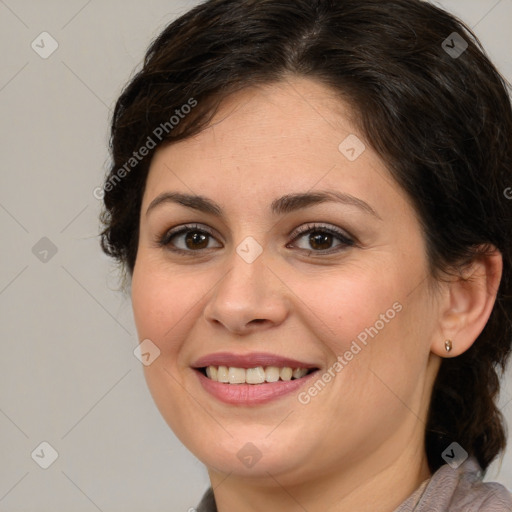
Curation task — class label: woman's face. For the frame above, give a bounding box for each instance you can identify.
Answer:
[131,77,442,485]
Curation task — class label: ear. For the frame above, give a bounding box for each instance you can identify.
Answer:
[431,246,503,358]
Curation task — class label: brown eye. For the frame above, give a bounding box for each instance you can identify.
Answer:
[289,223,355,254]
[158,224,222,252]
[183,231,209,250]
[158,222,354,256]
[308,231,334,251]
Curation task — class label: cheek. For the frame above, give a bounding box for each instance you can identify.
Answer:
[131,258,223,378]
[131,261,202,423]
[290,259,429,405]
[131,261,193,350]
[289,262,405,354]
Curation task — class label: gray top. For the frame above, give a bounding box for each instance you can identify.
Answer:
[196,457,512,511]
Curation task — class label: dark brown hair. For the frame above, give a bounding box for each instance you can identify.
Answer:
[100,0,512,474]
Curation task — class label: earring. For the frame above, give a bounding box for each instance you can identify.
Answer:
[444,339,453,353]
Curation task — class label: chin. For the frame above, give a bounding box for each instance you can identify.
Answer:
[188,430,307,478]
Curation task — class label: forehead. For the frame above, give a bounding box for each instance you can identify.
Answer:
[143,77,411,221]
[171,78,357,160]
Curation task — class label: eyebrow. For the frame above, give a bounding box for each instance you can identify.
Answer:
[145,190,382,220]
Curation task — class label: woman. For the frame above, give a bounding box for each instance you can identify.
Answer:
[99,0,512,510]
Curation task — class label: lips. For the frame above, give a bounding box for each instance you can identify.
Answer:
[191,351,320,370]
[191,352,321,405]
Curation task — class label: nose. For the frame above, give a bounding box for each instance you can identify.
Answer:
[203,246,289,335]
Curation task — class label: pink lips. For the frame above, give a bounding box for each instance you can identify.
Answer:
[191,351,319,369]
[191,352,320,406]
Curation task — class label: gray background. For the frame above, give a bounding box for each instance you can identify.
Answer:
[0,1,511,510]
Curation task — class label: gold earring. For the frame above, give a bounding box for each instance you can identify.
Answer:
[444,339,453,353]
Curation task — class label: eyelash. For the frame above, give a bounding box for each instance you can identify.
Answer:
[157,222,356,256]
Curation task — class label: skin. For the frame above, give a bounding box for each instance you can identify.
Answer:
[131,76,502,512]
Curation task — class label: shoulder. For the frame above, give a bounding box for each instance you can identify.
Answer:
[452,478,512,511]
[432,457,512,511]
[395,457,512,511]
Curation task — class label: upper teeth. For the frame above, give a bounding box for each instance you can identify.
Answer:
[205,366,310,384]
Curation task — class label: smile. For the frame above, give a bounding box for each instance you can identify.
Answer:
[191,352,321,405]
